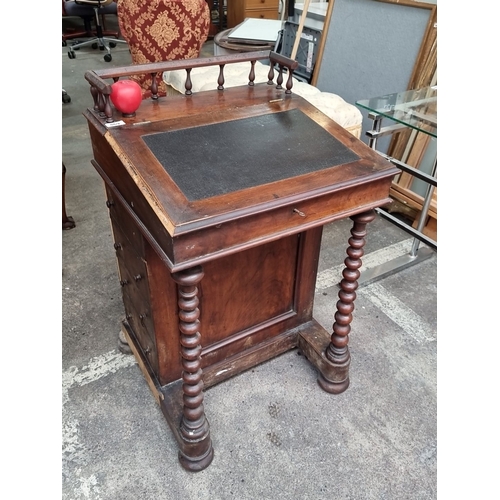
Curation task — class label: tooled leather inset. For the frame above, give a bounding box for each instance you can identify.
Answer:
[117,0,210,98]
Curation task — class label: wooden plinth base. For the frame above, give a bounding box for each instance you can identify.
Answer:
[297,321,350,394]
[122,321,214,472]
[121,316,349,471]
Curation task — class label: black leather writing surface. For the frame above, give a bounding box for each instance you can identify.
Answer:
[142,109,359,201]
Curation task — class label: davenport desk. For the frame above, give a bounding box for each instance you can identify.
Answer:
[84,51,399,472]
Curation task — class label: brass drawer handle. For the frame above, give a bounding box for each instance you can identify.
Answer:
[293,208,306,217]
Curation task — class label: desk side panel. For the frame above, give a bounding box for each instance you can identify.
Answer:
[87,121,176,266]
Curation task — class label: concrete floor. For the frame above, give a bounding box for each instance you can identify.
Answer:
[62,16,437,500]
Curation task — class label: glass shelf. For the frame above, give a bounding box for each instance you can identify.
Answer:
[356,86,437,138]
[354,86,437,286]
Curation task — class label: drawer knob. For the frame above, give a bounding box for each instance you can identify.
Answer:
[120,279,129,286]
[114,242,122,250]
[293,208,306,217]
[134,274,143,282]
[105,200,115,208]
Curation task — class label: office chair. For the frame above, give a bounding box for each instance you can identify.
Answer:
[65,0,127,62]
[62,0,120,45]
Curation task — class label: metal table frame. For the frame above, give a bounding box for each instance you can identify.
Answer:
[356,90,437,286]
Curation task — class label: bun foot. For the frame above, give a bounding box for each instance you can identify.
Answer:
[118,330,132,355]
[317,373,350,394]
[63,216,76,230]
[178,445,214,472]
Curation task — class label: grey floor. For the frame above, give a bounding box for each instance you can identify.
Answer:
[62,16,437,500]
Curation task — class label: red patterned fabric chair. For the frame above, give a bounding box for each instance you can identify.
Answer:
[117,0,211,98]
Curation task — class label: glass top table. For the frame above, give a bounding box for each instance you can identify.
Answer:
[354,86,437,286]
[356,86,437,138]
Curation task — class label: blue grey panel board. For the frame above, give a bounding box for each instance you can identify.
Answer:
[314,0,434,150]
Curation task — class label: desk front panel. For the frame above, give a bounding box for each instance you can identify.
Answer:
[108,187,322,386]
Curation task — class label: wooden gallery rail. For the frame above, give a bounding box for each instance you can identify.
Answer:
[84,50,299,123]
[82,50,399,472]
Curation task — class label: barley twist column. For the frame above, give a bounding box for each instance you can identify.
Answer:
[172,265,214,472]
[318,210,376,394]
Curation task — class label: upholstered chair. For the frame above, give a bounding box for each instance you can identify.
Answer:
[117,0,211,98]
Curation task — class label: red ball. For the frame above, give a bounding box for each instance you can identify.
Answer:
[110,80,142,115]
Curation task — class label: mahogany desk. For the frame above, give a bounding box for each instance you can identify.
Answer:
[84,52,398,472]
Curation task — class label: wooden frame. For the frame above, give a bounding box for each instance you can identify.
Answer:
[378,1,437,240]
[382,0,437,158]
[311,0,437,90]
[309,0,335,88]
[311,0,437,239]
[310,0,437,237]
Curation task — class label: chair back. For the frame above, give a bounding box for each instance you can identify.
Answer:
[74,0,114,7]
[117,0,210,98]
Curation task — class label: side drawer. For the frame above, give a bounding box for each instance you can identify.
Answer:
[105,185,145,258]
[111,220,151,301]
[244,10,279,19]
[122,287,159,375]
[245,0,279,10]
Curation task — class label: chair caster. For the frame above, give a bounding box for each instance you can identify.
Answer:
[62,90,71,104]
[109,41,116,48]
[68,50,76,59]
[104,54,112,62]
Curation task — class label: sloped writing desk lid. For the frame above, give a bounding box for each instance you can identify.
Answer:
[142,109,359,202]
